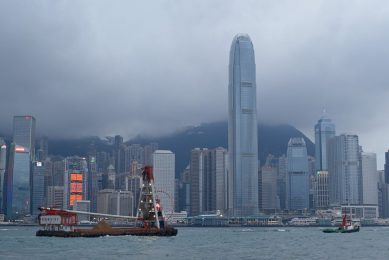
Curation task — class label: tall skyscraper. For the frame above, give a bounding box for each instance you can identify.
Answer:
[63,156,88,210]
[228,34,259,217]
[286,138,310,210]
[384,151,389,184]
[31,161,45,216]
[153,150,175,214]
[314,116,335,171]
[0,138,6,213]
[327,134,361,205]
[13,116,36,161]
[361,152,378,205]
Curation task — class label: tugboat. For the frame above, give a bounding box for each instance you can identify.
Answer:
[322,211,360,233]
[36,166,177,237]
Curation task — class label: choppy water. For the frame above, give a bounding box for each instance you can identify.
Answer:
[1,226,389,259]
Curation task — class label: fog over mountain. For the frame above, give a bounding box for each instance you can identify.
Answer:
[1,1,389,166]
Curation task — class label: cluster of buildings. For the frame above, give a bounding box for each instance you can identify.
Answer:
[0,34,388,224]
[0,116,177,222]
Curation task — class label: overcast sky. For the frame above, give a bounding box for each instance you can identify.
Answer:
[1,1,389,167]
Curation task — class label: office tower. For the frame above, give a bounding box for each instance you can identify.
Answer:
[37,136,48,161]
[327,134,361,205]
[189,148,204,216]
[0,139,6,213]
[13,116,36,161]
[277,155,287,209]
[314,171,329,209]
[361,152,378,205]
[97,189,134,216]
[178,166,191,213]
[385,151,389,184]
[144,143,158,166]
[153,150,175,214]
[286,138,310,210]
[52,159,65,186]
[63,156,88,210]
[126,174,141,216]
[213,147,229,213]
[47,186,64,208]
[189,148,228,216]
[88,156,98,212]
[261,165,278,210]
[102,164,116,190]
[113,135,125,173]
[31,161,45,216]
[314,116,335,171]
[378,170,389,217]
[73,200,91,221]
[228,34,259,217]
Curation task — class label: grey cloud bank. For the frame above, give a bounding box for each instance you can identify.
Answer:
[1,0,389,166]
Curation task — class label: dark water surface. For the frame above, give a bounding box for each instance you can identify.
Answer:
[1,226,388,259]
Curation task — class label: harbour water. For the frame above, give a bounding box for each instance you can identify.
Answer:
[1,226,389,259]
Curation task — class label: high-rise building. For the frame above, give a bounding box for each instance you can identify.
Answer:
[314,171,329,209]
[73,200,91,222]
[314,116,335,171]
[37,136,48,161]
[10,145,31,218]
[384,151,389,184]
[31,161,45,216]
[88,156,98,212]
[47,186,64,208]
[286,138,310,210]
[63,156,88,210]
[13,116,36,161]
[228,34,259,217]
[144,143,158,166]
[261,165,278,209]
[361,152,378,205]
[0,138,6,213]
[277,155,287,209]
[153,150,175,214]
[327,134,361,205]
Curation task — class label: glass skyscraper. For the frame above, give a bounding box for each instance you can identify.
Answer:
[228,34,258,217]
[13,116,36,161]
[314,116,335,171]
[286,138,310,210]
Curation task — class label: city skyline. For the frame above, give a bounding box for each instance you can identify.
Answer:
[1,1,389,167]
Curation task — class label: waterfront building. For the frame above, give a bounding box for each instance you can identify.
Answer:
[52,159,65,186]
[31,161,45,216]
[361,152,378,205]
[314,116,335,171]
[228,34,259,217]
[63,156,88,210]
[286,138,310,210]
[102,164,116,190]
[10,145,31,218]
[153,150,175,214]
[327,134,361,205]
[314,171,329,209]
[126,174,142,216]
[0,138,6,213]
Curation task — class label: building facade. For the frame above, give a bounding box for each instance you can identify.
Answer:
[31,161,45,216]
[153,150,175,214]
[361,152,378,205]
[228,34,259,217]
[286,138,309,210]
[314,116,335,171]
[63,156,88,210]
[327,134,362,205]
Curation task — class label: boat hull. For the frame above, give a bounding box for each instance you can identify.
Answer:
[322,226,360,233]
[36,226,178,237]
